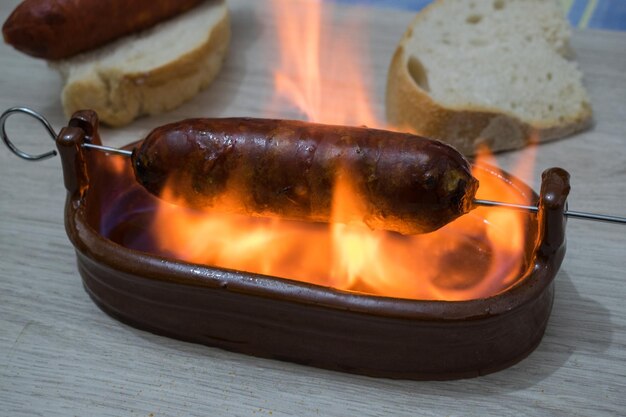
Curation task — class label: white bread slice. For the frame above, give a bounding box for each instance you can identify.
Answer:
[386,0,592,155]
[52,0,230,127]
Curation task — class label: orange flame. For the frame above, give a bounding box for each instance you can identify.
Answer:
[148,0,535,301]
[271,0,379,126]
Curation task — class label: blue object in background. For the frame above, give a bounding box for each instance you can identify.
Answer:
[330,0,626,31]
[585,0,626,30]
[330,0,432,11]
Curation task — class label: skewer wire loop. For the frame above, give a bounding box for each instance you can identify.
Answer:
[0,106,58,161]
[0,107,133,159]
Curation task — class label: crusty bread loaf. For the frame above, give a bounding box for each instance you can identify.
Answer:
[386,0,592,155]
[51,0,229,127]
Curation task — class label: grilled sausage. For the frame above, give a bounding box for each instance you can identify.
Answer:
[2,0,204,59]
[132,118,479,235]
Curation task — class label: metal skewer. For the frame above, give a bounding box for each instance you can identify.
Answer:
[82,143,133,157]
[0,106,133,160]
[2,106,626,226]
[473,199,626,225]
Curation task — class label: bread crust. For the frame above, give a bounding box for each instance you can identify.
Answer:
[385,1,593,156]
[56,1,230,127]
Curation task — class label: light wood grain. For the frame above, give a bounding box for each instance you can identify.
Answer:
[1,1,625,416]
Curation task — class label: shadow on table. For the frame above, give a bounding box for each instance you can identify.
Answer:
[482,270,611,387]
[360,270,614,396]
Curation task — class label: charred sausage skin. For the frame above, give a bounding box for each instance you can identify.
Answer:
[132,118,479,235]
[2,0,204,59]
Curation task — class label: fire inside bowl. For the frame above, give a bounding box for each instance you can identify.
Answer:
[56,111,569,380]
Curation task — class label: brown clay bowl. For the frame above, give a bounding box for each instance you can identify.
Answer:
[54,111,569,380]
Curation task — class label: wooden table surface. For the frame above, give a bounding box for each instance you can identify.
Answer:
[1,1,625,416]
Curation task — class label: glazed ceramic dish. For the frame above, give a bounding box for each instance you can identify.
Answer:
[56,111,569,380]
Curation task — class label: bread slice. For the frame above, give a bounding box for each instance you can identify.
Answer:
[386,0,592,155]
[52,0,230,127]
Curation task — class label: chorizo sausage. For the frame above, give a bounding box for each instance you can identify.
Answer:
[2,0,204,59]
[132,118,479,235]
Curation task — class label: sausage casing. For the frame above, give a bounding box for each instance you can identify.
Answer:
[132,118,479,235]
[2,0,204,59]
